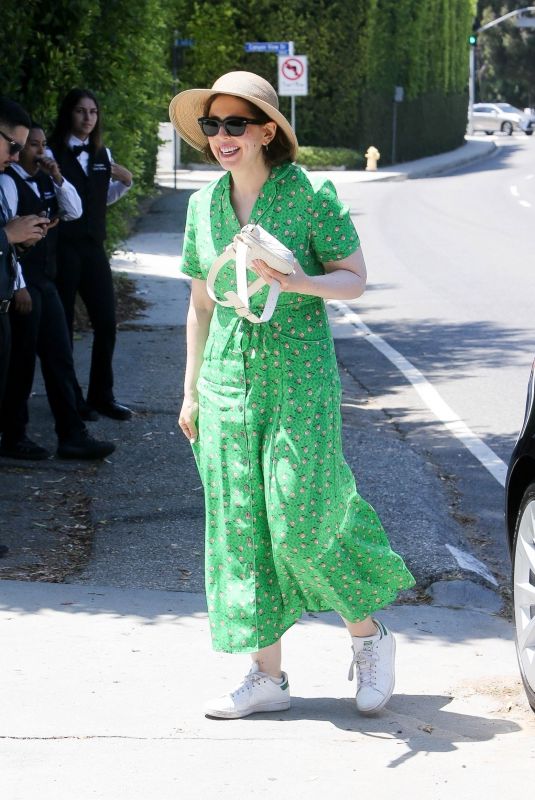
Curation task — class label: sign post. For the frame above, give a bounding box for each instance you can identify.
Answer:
[244,41,308,135]
[278,47,308,133]
[172,33,194,185]
[391,85,404,164]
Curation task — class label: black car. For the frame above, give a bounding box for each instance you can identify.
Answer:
[505,361,535,712]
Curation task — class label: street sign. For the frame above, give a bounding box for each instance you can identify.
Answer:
[245,42,290,54]
[278,55,308,96]
[175,38,194,47]
[394,86,404,103]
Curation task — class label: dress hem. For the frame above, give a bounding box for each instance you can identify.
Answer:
[209,581,415,654]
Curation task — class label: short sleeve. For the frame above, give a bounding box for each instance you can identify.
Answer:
[180,193,204,279]
[309,179,360,263]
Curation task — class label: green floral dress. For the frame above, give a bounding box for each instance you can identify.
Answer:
[181,162,414,653]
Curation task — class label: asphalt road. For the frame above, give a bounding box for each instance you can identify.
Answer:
[337,136,535,462]
[331,135,535,590]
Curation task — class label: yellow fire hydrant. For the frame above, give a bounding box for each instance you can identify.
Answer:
[365,146,380,171]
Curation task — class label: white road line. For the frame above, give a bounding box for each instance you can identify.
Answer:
[510,185,519,197]
[328,300,508,487]
[520,200,532,208]
[445,544,499,585]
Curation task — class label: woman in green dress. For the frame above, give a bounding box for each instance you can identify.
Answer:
[170,71,414,719]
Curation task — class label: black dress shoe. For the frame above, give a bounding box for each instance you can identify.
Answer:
[57,431,116,460]
[91,400,132,421]
[0,435,50,460]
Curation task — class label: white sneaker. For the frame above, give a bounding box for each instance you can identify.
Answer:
[348,619,396,714]
[204,662,291,719]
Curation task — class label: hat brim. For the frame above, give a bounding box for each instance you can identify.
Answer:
[169,88,298,161]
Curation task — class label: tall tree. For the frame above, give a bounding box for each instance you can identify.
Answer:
[476,1,535,107]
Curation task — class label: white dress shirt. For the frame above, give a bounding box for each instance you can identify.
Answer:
[64,135,132,205]
[0,182,25,290]
[0,163,83,221]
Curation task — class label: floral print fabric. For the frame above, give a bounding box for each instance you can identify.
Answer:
[181,163,415,653]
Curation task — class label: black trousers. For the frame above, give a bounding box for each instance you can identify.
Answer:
[0,280,85,442]
[0,311,10,406]
[55,237,116,406]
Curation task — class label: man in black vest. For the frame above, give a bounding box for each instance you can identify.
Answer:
[0,98,52,556]
[0,123,115,460]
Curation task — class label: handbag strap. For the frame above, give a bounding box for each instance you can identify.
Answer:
[206,239,281,324]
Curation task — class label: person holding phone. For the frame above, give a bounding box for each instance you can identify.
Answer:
[0,123,115,460]
[48,89,133,421]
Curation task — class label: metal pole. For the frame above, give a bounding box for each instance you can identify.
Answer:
[391,101,398,164]
[288,41,295,133]
[172,30,178,190]
[468,43,475,135]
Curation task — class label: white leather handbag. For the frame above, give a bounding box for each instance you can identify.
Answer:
[206,224,296,324]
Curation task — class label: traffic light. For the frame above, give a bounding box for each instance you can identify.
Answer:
[468,33,478,46]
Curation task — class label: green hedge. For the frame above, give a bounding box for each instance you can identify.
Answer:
[0,0,174,250]
[0,0,478,247]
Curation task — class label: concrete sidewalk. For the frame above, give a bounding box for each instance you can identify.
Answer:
[1,578,533,799]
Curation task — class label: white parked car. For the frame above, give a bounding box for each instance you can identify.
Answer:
[471,102,533,136]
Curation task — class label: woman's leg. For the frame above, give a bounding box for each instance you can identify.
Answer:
[343,616,377,637]
[250,639,282,679]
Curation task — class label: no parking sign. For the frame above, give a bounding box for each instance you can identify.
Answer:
[278,55,308,96]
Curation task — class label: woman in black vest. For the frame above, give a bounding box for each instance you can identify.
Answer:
[49,89,133,420]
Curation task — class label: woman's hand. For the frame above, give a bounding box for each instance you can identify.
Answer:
[111,162,133,186]
[250,257,311,294]
[253,247,367,302]
[178,397,199,443]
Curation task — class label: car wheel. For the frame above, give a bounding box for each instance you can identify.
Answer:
[525,130,533,137]
[512,482,535,712]
[501,121,514,136]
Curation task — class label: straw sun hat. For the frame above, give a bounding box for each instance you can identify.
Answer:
[169,71,298,160]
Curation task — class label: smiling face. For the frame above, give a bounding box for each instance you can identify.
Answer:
[206,95,276,175]
[70,96,98,140]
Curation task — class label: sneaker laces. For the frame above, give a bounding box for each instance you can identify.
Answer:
[230,667,266,700]
[348,640,378,685]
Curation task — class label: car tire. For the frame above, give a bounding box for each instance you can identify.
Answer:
[501,121,514,136]
[525,130,533,136]
[512,482,535,713]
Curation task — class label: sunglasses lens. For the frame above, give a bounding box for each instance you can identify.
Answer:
[224,119,247,136]
[199,118,220,137]
[10,143,23,155]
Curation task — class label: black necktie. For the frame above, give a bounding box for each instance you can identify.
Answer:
[72,143,90,156]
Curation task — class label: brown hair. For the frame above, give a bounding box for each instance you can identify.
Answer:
[200,95,293,166]
[49,88,103,154]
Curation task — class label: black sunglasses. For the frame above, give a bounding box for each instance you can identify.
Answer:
[197,116,264,137]
[0,129,24,155]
